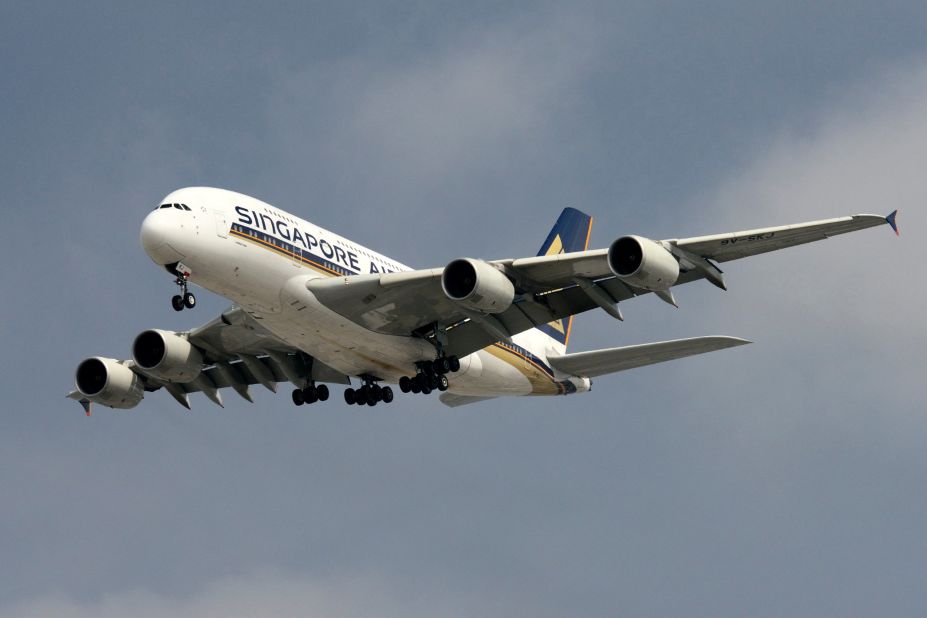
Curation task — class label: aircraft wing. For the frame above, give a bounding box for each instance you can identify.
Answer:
[70,306,351,410]
[546,336,751,378]
[306,211,897,358]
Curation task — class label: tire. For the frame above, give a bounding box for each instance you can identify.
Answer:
[303,387,318,404]
[367,398,377,407]
[429,375,439,390]
[399,376,411,393]
[171,295,184,311]
[344,388,356,405]
[449,356,461,372]
[184,292,196,309]
[292,389,304,406]
[421,385,432,395]
[410,381,421,394]
[316,384,329,401]
[433,357,450,375]
[370,384,382,402]
[438,375,449,391]
[381,386,394,403]
[355,389,368,406]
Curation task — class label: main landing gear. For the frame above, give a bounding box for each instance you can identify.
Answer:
[398,355,460,396]
[170,272,196,312]
[291,383,330,406]
[343,376,394,407]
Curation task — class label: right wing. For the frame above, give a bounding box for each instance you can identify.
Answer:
[69,306,350,411]
[546,336,751,378]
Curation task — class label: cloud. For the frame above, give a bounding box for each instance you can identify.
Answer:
[259,10,603,246]
[666,60,927,463]
[0,569,531,618]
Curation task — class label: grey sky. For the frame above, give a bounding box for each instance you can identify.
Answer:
[1,2,925,616]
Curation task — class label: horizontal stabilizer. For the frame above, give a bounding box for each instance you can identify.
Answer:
[439,393,498,408]
[547,336,751,378]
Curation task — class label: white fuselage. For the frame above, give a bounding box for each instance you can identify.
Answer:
[140,187,588,398]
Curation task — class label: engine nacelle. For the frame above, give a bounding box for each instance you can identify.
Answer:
[607,235,680,291]
[132,329,203,383]
[441,258,515,314]
[75,357,144,409]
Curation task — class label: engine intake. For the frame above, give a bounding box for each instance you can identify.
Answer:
[441,258,515,314]
[132,329,203,383]
[75,357,144,409]
[607,235,680,291]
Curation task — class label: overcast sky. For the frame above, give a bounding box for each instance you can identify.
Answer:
[1,2,925,616]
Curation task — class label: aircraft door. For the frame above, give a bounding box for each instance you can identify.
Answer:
[214,210,229,238]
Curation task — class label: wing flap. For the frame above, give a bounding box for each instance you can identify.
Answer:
[547,336,751,378]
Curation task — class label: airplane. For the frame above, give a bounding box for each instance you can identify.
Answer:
[68,187,900,415]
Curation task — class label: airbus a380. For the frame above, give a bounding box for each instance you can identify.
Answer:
[68,187,899,414]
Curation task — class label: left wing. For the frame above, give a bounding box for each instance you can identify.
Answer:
[306,211,898,357]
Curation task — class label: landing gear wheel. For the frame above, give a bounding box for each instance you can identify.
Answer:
[316,384,329,401]
[355,389,368,406]
[171,295,184,311]
[292,389,305,406]
[367,397,377,407]
[428,375,439,390]
[449,356,460,372]
[437,375,449,391]
[421,385,432,395]
[433,357,451,375]
[183,292,197,309]
[382,386,394,403]
[370,384,382,403]
[410,380,422,394]
[344,388,356,405]
[303,386,318,404]
[399,376,412,393]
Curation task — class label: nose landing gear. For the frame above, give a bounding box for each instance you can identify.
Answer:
[170,268,196,312]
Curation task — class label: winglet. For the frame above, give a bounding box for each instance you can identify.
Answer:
[886,209,900,236]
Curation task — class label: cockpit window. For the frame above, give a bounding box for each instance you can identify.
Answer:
[155,203,192,211]
[181,203,191,211]
[158,203,172,210]
[173,203,184,210]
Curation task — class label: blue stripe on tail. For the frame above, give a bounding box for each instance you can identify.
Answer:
[535,207,593,347]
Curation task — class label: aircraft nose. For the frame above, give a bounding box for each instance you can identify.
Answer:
[140,210,185,265]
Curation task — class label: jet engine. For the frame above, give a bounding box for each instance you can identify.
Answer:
[132,329,203,383]
[74,357,144,409]
[607,235,680,291]
[441,258,515,314]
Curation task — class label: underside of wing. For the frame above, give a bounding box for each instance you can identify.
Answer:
[547,336,751,378]
[438,392,498,408]
[298,210,896,360]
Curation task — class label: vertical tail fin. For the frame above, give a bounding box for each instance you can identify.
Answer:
[534,207,593,353]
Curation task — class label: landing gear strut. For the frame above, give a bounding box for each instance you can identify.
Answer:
[170,270,196,312]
